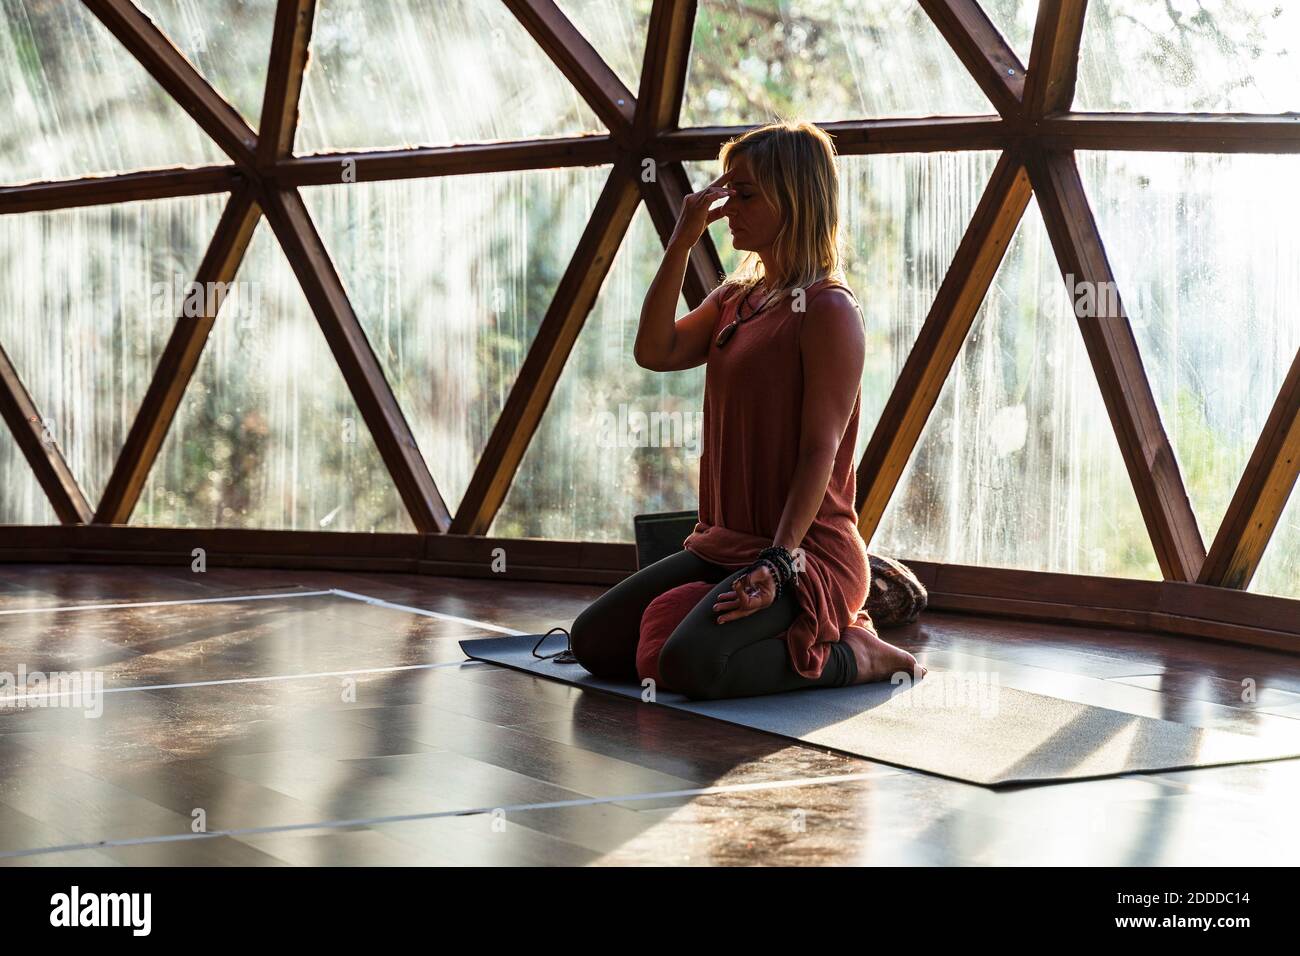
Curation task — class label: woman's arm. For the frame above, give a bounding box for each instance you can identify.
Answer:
[634,169,735,372]
[772,289,867,556]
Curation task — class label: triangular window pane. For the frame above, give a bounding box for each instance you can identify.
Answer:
[0,428,55,525]
[135,0,277,129]
[303,166,608,514]
[297,0,605,153]
[0,195,226,511]
[491,205,700,541]
[1079,150,1300,545]
[981,0,1038,64]
[1078,2,1300,112]
[683,0,993,126]
[874,198,1161,579]
[556,0,652,93]
[135,221,414,532]
[0,0,224,183]
[1252,486,1300,600]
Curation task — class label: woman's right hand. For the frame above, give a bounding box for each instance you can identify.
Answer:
[712,561,778,624]
[669,167,736,250]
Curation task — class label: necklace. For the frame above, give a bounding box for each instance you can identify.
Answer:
[715,281,782,348]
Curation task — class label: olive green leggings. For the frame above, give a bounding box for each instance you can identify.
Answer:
[569,548,856,700]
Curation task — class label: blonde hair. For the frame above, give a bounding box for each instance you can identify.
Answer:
[715,119,846,304]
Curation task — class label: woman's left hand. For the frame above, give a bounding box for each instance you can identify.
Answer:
[713,563,778,624]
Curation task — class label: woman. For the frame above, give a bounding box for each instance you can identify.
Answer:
[569,120,925,701]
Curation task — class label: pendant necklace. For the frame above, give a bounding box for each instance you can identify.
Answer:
[715,281,782,348]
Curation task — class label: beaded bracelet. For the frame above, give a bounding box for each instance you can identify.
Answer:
[753,557,783,602]
[757,545,797,585]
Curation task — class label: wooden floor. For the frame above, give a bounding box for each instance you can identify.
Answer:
[0,563,1298,866]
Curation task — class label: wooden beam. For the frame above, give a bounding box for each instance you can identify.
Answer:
[449,162,643,535]
[0,345,93,524]
[634,0,696,143]
[82,0,258,169]
[856,151,1032,540]
[257,0,317,167]
[919,0,1026,118]
[274,136,618,187]
[502,0,636,145]
[1023,0,1089,117]
[259,187,451,533]
[0,166,240,215]
[423,531,636,583]
[2,527,1298,651]
[1025,148,1206,582]
[909,560,1300,654]
[1200,347,1300,589]
[655,116,1012,161]
[0,524,425,574]
[1039,113,1300,153]
[93,186,262,524]
[640,160,723,308]
[0,526,635,584]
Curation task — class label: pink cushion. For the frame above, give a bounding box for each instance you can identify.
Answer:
[637,581,716,688]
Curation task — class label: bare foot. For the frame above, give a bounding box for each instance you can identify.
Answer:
[841,625,927,685]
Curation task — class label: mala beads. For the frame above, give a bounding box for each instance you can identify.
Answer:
[740,544,798,603]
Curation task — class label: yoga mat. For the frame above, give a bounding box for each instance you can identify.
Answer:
[460,633,1300,787]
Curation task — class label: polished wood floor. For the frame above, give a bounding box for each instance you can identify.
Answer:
[0,562,1298,866]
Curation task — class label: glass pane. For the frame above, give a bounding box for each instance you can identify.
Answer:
[491,205,699,541]
[556,0,653,92]
[0,429,55,525]
[1078,151,1300,544]
[1253,486,1300,600]
[136,0,277,128]
[683,0,992,127]
[1078,1,1300,113]
[297,0,605,153]
[689,149,1001,448]
[981,0,1038,64]
[303,166,607,514]
[0,0,224,183]
[0,196,226,511]
[135,220,414,532]
[873,197,1161,579]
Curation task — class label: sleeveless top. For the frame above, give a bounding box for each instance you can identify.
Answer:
[682,275,875,679]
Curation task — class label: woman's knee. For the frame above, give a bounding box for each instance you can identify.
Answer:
[658,629,727,700]
[569,603,623,677]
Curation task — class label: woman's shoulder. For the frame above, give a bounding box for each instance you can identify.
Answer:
[798,277,864,352]
[807,273,856,299]
[803,275,861,317]
[710,279,744,315]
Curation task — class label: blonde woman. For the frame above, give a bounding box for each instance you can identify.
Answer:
[569,120,926,700]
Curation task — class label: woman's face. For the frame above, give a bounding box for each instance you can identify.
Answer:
[722,154,780,254]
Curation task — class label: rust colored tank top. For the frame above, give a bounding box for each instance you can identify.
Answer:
[682,275,874,680]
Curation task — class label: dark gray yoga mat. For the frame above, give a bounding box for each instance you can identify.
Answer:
[460,632,1300,787]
